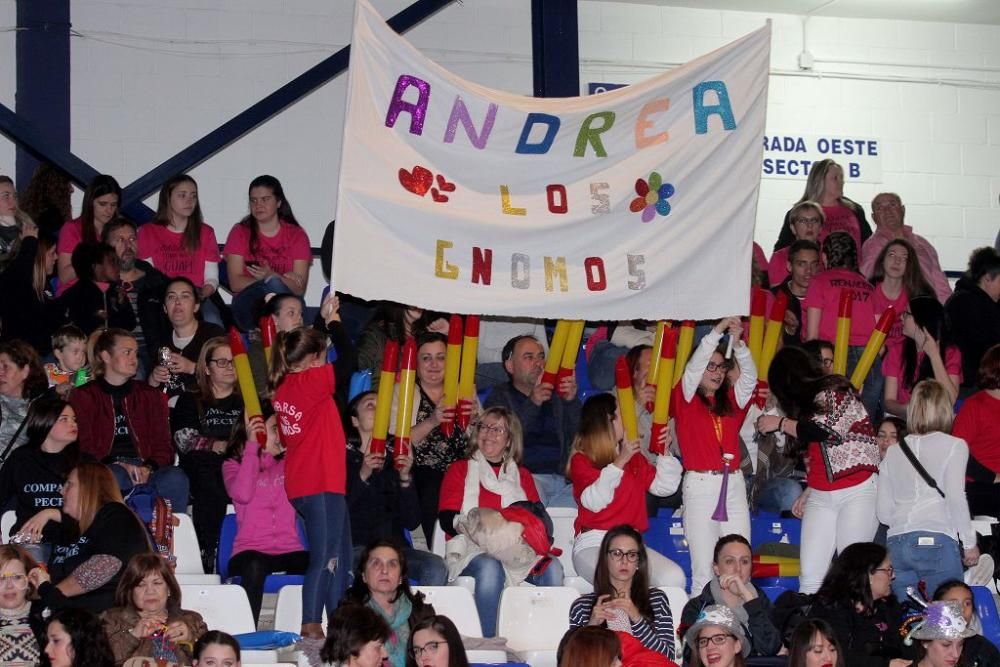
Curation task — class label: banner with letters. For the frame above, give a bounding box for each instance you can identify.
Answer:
[333,0,771,320]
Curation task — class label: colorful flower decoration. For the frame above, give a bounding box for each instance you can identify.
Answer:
[629,171,675,223]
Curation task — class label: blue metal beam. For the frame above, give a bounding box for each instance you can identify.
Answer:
[0,101,99,189]
[120,0,456,209]
[15,0,71,189]
[531,0,580,98]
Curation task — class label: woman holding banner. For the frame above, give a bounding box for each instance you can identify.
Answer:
[672,316,757,594]
[756,346,880,594]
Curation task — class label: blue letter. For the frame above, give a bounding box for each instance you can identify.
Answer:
[693,81,736,135]
[515,113,560,155]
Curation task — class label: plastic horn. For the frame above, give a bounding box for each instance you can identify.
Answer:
[228,327,266,445]
[394,337,418,469]
[440,314,464,438]
[671,321,696,388]
[557,320,586,383]
[649,327,679,455]
[833,289,853,376]
[260,316,277,367]
[456,315,480,431]
[615,356,639,441]
[644,321,667,412]
[540,320,571,387]
[850,306,896,390]
[710,453,735,522]
[748,288,767,368]
[759,291,789,380]
[369,340,399,456]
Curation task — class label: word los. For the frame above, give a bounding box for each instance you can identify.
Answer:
[435,240,647,293]
[385,74,739,157]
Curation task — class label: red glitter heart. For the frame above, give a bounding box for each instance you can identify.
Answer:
[398,166,433,196]
[436,174,456,192]
[430,188,449,203]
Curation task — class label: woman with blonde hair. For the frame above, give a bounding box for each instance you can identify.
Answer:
[876,379,979,600]
[27,462,150,612]
[0,545,46,665]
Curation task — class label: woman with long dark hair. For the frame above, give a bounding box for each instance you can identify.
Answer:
[869,238,935,362]
[56,175,120,294]
[0,227,63,354]
[882,296,961,418]
[787,618,845,667]
[139,174,225,326]
[405,615,470,667]
[223,175,310,331]
[809,542,909,667]
[756,347,880,594]
[568,525,676,661]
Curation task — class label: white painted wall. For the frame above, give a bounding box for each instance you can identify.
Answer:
[1,0,997,307]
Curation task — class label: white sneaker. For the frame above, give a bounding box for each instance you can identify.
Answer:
[966,554,995,587]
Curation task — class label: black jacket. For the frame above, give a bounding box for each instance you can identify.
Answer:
[0,237,67,354]
[345,441,421,546]
[680,581,782,658]
[808,597,910,667]
[945,277,1000,390]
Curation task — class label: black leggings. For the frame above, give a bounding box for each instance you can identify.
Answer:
[227,549,309,624]
[179,451,230,568]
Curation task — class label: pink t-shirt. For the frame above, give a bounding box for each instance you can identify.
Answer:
[803,267,876,346]
[819,204,862,255]
[138,222,220,287]
[222,221,312,293]
[882,344,963,404]
[870,285,907,355]
[56,217,86,296]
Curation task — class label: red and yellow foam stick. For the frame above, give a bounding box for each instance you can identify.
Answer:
[650,326,679,455]
[615,356,639,441]
[541,320,570,387]
[440,314,464,438]
[557,320,586,384]
[369,340,399,456]
[228,327,265,445]
[672,320,696,388]
[851,306,896,390]
[751,554,800,578]
[748,287,767,368]
[260,316,277,367]
[759,291,788,381]
[645,321,667,412]
[456,315,480,431]
[833,289,853,376]
[394,337,418,468]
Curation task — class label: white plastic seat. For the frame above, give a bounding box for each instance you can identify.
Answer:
[174,513,204,574]
[496,586,579,667]
[547,506,578,577]
[273,585,328,634]
[658,585,691,651]
[1,510,15,543]
[413,585,483,637]
[562,576,593,595]
[175,573,222,585]
[180,584,277,663]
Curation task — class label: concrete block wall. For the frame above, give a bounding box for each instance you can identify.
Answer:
[1,1,997,306]
[580,2,1000,272]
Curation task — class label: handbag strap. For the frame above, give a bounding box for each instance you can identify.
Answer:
[897,439,945,499]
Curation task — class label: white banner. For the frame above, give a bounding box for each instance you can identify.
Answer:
[333,0,771,320]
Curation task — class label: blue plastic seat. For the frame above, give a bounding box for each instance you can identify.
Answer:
[217,514,306,594]
[973,585,1000,647]
[750,513,802,547]
[642,509,692,591]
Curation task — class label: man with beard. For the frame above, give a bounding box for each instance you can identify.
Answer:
[483,334,581,506]
[102,219,169,378]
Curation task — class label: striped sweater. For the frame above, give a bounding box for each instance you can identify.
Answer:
[568,589,676,660]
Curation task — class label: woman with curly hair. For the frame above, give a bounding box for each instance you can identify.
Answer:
[43,607,115,667]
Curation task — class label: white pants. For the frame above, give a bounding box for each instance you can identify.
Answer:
[572,529,687,589]
[799,475,879,594]
[683,471,751,595]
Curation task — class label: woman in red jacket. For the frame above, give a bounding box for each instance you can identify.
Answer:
[568,393,685,589]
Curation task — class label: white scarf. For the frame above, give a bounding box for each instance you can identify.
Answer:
[460,450,528,515]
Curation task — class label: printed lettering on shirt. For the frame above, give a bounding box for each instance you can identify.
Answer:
[274,400,304,437]
[114,412,129,437]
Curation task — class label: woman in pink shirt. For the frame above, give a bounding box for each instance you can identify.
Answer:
[804,232,880,418]
[138,175,224,327]
[223,175,311,332]
[773,159,872,257]
[882,295,961,418]
[869,239,936,358]
[56,175,120,294]
[222,404,307,624]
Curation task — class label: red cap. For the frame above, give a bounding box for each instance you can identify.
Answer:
[875,306,896,334]
[464,314,480,337]
[381,340,399,373]
[614,356,631,390]
[447,314,463,345]
[661,326,679,359]
[751,288,767,317]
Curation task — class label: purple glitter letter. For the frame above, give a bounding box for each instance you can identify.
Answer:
[384,75,431,135]
[443,96,497,149]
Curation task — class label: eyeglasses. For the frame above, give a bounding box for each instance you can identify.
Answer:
[411,641,443,658]
[607,549,641,563]
[209,359,234,368]
[873,565,895,577]
[794,217,822,226]
[477,423,508,436]
[705,361,733,373]
[0,574,28,590]
[697,634,735,648]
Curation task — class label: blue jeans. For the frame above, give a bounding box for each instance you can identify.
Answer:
[887,531,962,601]
[531,473,576,508]
[757,477,803,513]
[461,553,564,637]
[111,464,190,514]
[291,492,352,625]
[351,545,448,587]
[199,296,225,329]
[232,276,291,332]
